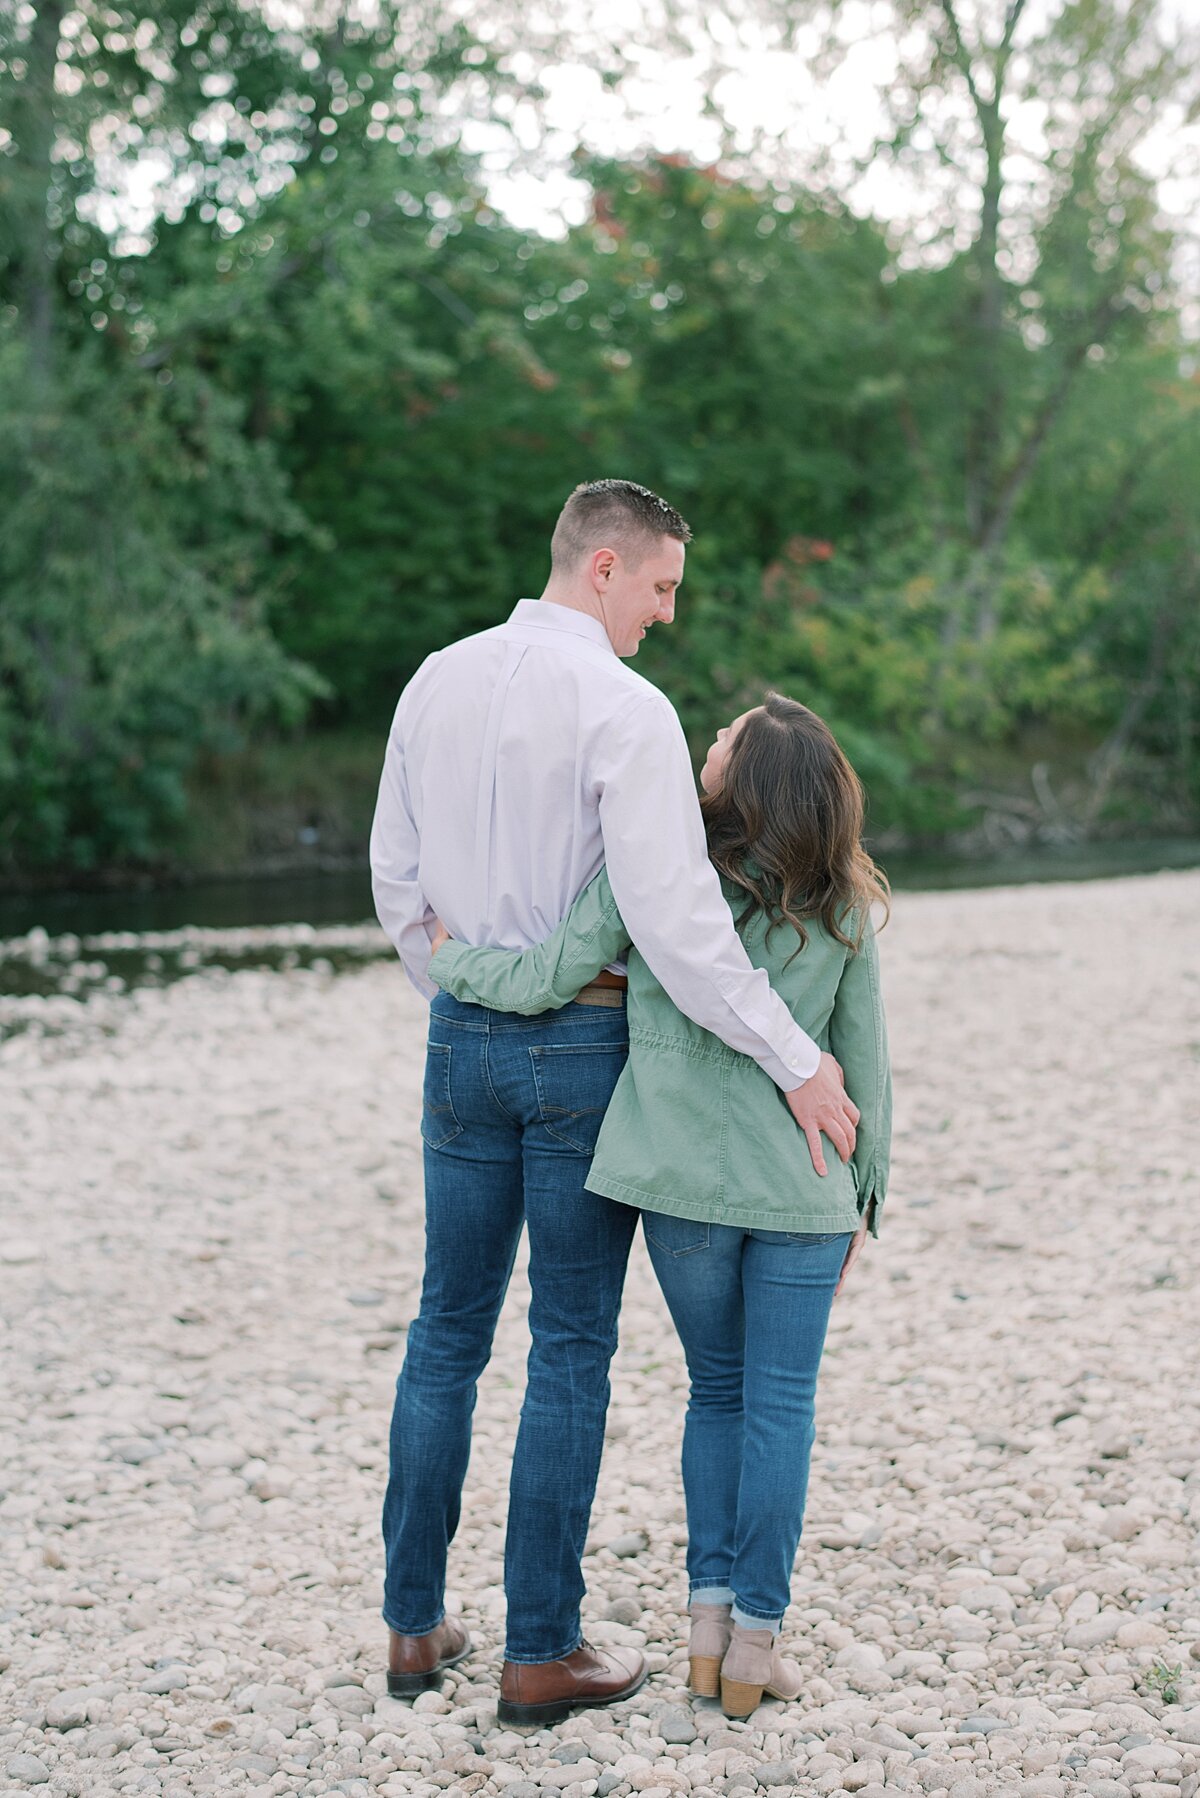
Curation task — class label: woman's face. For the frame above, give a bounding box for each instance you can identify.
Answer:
[700,708,757,794]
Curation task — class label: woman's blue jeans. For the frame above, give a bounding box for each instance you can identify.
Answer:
[642,1215,851,1631]
[382,992,637,1663]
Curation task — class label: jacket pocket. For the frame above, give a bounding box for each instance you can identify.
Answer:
[529,1040,627,1154]
[420,1042,462,1150]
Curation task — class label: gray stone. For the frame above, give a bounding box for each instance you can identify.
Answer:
[1166,1712,1200,1746]
[657,1703,698,1745]
[6,1754,50,1784]
[43,1688,94,1730]
[251,1682,306,1711]
[231,1752,279,1774]
[1,1240,41,1265]
[1065,1615,1121,1649]
[111,1439,164,1464]
[606,1595,642,1625]
[500,1786,541,1798]
[756,1763,797,1788]
[597,1774,623,1798]
[326,1686,374,1718]
[607,1531,649,1558]
[958,1716,1010,1734]
[141,1668,188,1694]
[554,1739,595,1764]
[870,1723,916,1752]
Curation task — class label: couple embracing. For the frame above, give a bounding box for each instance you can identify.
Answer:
[369,480,892,1727]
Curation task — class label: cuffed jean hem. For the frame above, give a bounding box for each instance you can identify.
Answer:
[689,1583,735,1608]
[381,1605,445,1638]
[732,1602,784,1633]
[503,1634,584,1666]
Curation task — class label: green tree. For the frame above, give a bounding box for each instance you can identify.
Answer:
[0,0,518,865]
[0,339,322,868]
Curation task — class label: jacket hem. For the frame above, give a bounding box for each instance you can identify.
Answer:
[586,1171,862,1235]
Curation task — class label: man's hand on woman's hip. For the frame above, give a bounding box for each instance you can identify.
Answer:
[785,1052,859,1176]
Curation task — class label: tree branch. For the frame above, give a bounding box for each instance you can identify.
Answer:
[999,0,1028,61]
[933,0,985,117]
[980,292,1124,556]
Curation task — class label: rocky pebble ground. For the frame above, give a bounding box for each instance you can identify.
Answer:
[1,869,1198,1798]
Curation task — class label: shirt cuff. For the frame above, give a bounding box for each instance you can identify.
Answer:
[757,1039,821,1091]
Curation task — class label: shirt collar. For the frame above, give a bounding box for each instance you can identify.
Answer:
[509,597,615,656]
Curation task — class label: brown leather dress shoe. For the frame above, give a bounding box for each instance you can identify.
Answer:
[386,1615,471,1697]
[498,1642,648,1726]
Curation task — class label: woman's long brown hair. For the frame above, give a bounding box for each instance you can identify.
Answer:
[700,692,890,956]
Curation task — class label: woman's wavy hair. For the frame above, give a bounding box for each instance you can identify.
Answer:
[700,692,890,957]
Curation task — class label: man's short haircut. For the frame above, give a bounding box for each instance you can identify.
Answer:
[550,479,692,573]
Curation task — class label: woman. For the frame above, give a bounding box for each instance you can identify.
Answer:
[429,693,891,1718]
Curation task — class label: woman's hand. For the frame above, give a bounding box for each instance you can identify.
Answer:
[835,1211,871,1297]
[430,918,451,956]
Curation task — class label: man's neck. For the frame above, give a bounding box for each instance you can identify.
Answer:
[535,583,620,652]
[537,581,605,629]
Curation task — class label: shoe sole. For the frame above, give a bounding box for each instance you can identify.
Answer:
[497,1667,648,1728]
[386,1639,471,1698]
[689,1655,722,1698]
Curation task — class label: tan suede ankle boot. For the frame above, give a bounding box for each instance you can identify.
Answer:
[719,1621,802,1717]
[687,1601,733,1697]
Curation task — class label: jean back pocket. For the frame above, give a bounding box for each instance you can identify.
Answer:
[643,1212,711,1257]
[529,1041,627,1155]
[421,1042,462,1150]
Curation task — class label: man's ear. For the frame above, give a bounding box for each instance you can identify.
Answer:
[591,547,616,589]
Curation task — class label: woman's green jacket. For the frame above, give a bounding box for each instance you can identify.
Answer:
[428,867,890,1236]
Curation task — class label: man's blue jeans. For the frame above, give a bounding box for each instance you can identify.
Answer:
[642,1215,851,1631]
[382,991,636,1663]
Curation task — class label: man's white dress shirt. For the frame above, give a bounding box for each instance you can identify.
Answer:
[370,598,820,1089]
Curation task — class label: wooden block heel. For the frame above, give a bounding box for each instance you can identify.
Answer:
[689,1654,722,1698]
[720,1676,765,1719]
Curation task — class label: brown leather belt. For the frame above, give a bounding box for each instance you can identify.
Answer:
[574,970,628,1008]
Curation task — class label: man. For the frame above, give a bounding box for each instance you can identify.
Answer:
[370,479,858,1726]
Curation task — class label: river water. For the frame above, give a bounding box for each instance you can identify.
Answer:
[2,837,1197,1014]
[2,836,1199,943]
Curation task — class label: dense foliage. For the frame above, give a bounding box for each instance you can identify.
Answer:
[1,0,1196,873]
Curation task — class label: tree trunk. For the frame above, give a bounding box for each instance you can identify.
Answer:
[12,0,64,385]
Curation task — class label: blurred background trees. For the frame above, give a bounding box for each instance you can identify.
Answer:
[0,0,1196,876]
